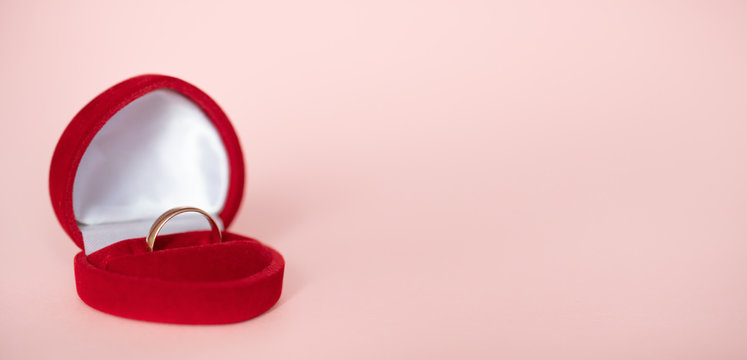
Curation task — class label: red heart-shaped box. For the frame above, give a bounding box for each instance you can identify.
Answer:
[49,74,285,324]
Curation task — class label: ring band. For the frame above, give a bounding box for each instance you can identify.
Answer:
[145,207,223,252]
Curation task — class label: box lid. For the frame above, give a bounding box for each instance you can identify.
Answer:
[49,75,245,253]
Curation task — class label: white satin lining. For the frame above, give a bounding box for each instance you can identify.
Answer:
[73,89,229,254]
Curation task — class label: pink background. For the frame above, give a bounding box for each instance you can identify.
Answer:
[1,1,746,359]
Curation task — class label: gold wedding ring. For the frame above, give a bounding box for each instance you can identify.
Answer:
[145,207,223,252]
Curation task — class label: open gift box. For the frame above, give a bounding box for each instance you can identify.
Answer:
[49,75,285,324]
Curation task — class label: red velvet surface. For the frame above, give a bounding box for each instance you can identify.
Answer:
[49,75,285,324]
[77,232,284,324]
